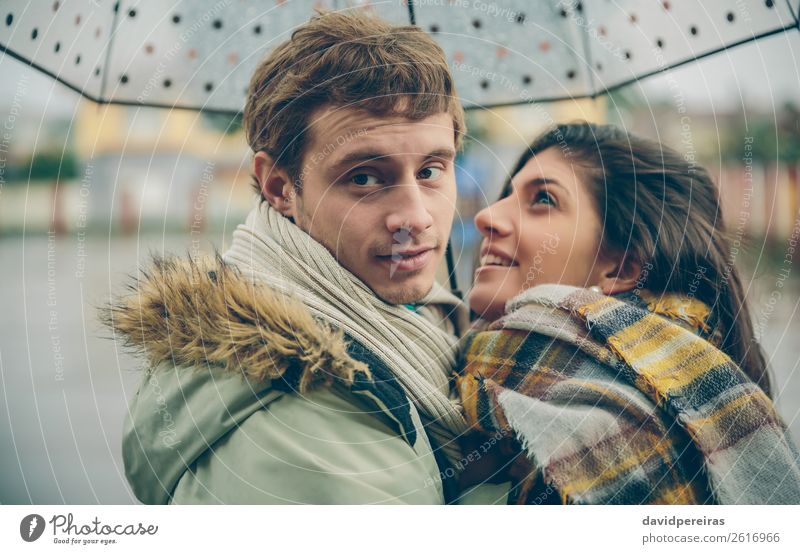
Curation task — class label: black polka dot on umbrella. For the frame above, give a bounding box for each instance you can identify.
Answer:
[163,79,172,88]
[522,75,532,85]
[472,19,481,29]
[516,13,525,24]
[31,28,38,40]
[212,19,222,30]
[726,12,735,22]
[480,80,489,89]
[765,0,774,8]
[690,25,699,36]
[567,69,576,79]
[204,82,214,92]
[253,24,262,35]
[75,54,81,65]
[429,24,439,33]
[120,74,129,84]
[656,38,664,48]
[5,13,12,26]
[172,14,181,24]
[128,9,136,18]
[54,42,60,53]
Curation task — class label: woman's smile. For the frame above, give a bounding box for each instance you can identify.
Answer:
[475,245,519,275]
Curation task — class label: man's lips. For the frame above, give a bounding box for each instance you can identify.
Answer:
[375,246,436,272]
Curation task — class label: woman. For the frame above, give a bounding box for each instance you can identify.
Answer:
[457,122,800,504]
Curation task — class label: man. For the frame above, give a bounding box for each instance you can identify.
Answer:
[106,9,508,504]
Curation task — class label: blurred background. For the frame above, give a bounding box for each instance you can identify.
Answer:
[1,1,799,503]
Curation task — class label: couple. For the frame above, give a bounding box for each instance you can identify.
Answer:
[106,10,800,504]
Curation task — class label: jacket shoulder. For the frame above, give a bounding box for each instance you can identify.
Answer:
[110,255,446,504]
[171,383,444,504]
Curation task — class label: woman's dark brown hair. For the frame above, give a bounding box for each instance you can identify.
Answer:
[503,121,771,397]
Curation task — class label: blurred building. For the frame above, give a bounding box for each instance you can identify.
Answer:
[1,100,254,234]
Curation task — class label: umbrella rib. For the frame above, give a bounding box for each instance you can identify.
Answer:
[0,42,104,104]
[788,0,800,25]
[0,44,243,116]
[576,2,598,99]
[98,2,122,104]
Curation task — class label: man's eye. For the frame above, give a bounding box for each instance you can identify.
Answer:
[417,166,443,181]
[532,190,557,207]
[349,173,380,186]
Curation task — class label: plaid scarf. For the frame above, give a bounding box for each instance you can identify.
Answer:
[457,285,800,504]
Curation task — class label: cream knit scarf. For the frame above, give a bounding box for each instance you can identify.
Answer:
[223,202,468,462]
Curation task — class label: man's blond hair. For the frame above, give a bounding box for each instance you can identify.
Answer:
[243,9,465,196]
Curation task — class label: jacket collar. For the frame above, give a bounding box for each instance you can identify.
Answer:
[102,254,417,446]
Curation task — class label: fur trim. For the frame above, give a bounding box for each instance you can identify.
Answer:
[99,255,371,392]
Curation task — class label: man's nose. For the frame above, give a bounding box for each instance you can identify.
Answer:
[385,185,435,236]
[474,202,512,238]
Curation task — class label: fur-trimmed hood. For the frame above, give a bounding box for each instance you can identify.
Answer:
[102,255,370,392]
[103,255,423,504]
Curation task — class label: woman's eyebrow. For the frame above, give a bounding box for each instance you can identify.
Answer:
[527,177,570,195]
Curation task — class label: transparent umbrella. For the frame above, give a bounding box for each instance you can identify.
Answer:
[2,0,797,295]
[1,0,798,113]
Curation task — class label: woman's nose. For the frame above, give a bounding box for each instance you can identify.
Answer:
[474,203,511,238]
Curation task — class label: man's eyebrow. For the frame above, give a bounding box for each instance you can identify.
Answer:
[329,148,456,169]
[330,150,390,168]
[426,148,457,161]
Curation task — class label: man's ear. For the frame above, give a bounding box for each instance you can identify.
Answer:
[253,151,297,218]
[596,254,642,295]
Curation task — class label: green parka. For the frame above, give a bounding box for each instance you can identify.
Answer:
[106,257,508,504]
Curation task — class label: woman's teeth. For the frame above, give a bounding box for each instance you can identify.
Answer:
[480,254,514,267]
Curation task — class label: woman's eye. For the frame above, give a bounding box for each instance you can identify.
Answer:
[349,173,380,186]
[417,166,443,181]
[532,190,557,207]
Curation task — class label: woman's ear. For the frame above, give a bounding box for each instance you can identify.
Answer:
[253,151,297,218]
[596,254,642,295]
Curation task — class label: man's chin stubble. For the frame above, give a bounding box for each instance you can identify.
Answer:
[374,282,432,306]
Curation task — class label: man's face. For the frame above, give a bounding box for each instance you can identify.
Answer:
[272,106,457,305]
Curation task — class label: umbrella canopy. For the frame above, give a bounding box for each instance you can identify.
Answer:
[1,0,798,113]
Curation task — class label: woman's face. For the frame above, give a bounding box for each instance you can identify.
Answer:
[469,146,613,321]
